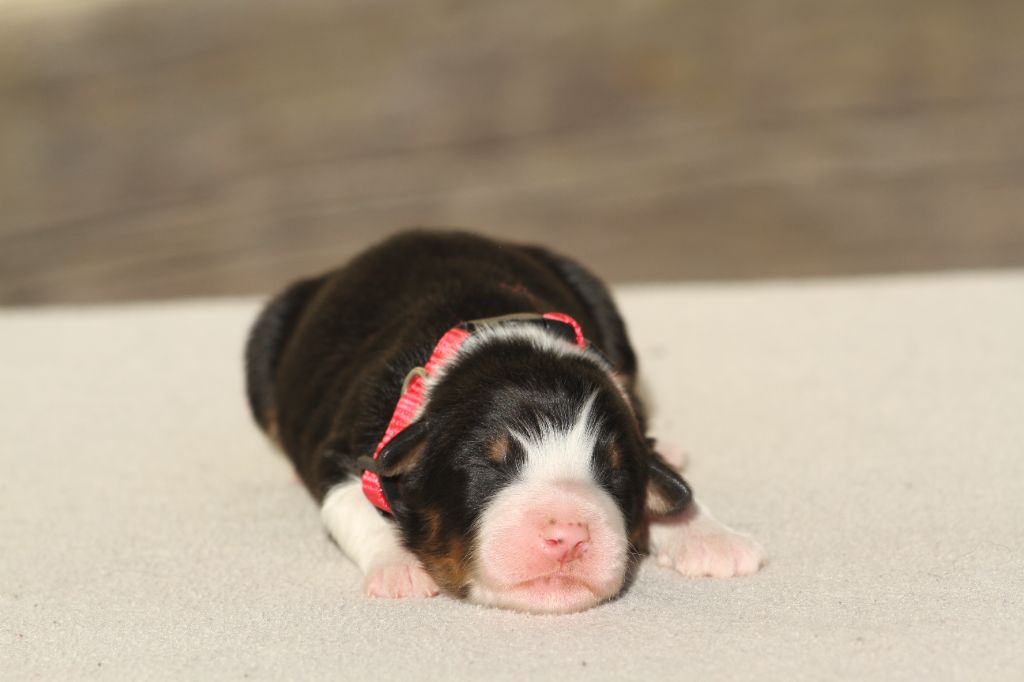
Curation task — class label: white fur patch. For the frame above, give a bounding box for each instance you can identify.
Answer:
[321,480,439,598]
[511,390,601,485]
[649,501,765,578]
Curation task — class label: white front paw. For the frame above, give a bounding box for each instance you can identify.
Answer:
[651,505,765,578]
[656,527,764,578]
[364,560,440,598]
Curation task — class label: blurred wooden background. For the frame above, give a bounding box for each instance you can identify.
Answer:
[1,0,1023,304]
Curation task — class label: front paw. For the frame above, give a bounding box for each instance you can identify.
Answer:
[651,506,765,578]
[657,527,764,578]
[364,560,440,598]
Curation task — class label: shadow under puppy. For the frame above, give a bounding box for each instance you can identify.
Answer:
[245,230,763,613]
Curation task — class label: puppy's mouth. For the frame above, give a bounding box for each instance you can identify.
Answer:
[514,571,594,592]
[467,570,612,614]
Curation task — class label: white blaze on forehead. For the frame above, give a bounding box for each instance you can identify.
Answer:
[512,391,601,484]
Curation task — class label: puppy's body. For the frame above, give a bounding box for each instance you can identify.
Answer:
[246,230,762,612]
[248,231,639,499]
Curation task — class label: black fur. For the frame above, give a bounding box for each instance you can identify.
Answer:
[245,229,692,594]
[244,274,326,431]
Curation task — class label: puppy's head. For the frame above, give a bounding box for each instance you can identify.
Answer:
[373,334,691,613]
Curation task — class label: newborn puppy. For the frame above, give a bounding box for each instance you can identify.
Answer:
[245,230,763,613]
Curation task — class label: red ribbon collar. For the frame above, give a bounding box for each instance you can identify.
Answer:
[360,312,586,513]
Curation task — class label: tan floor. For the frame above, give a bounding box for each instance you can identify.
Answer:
[2,0,1024,304]
[4,272,1023,679]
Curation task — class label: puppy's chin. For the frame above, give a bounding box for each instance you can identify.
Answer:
[468,574,611,614]
[468,479,629,614]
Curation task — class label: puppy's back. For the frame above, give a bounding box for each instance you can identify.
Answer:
[245,229,638,470]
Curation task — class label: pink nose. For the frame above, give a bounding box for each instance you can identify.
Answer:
[539,519,591,563]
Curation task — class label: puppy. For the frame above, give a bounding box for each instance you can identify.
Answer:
[245,230,763,613]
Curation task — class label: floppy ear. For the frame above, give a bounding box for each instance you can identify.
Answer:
[376,420,429,478]
[645,454,693,516]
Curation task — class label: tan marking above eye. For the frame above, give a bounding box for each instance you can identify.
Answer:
[608,443,624,469]
[488,433,510,463]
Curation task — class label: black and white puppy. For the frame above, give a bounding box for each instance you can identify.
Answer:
[245,230,763,613]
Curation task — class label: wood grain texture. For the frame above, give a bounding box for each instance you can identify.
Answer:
[2,0,1023,304]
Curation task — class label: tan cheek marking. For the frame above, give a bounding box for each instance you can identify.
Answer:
[423,534,471,596]
[423,508,443,540]
[416,507,471,596]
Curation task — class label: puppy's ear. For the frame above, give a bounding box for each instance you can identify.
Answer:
[645,453,693,516]
[377,420,429,478]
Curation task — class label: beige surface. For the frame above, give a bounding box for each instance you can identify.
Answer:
[2,271,1023,680]
[3,0,1024,303]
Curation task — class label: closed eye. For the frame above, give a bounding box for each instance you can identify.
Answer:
[603,467,633,501]
[468,432,523,479]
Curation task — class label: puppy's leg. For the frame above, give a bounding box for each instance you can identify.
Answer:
[321,480,439,598]
[649,501,764,578]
